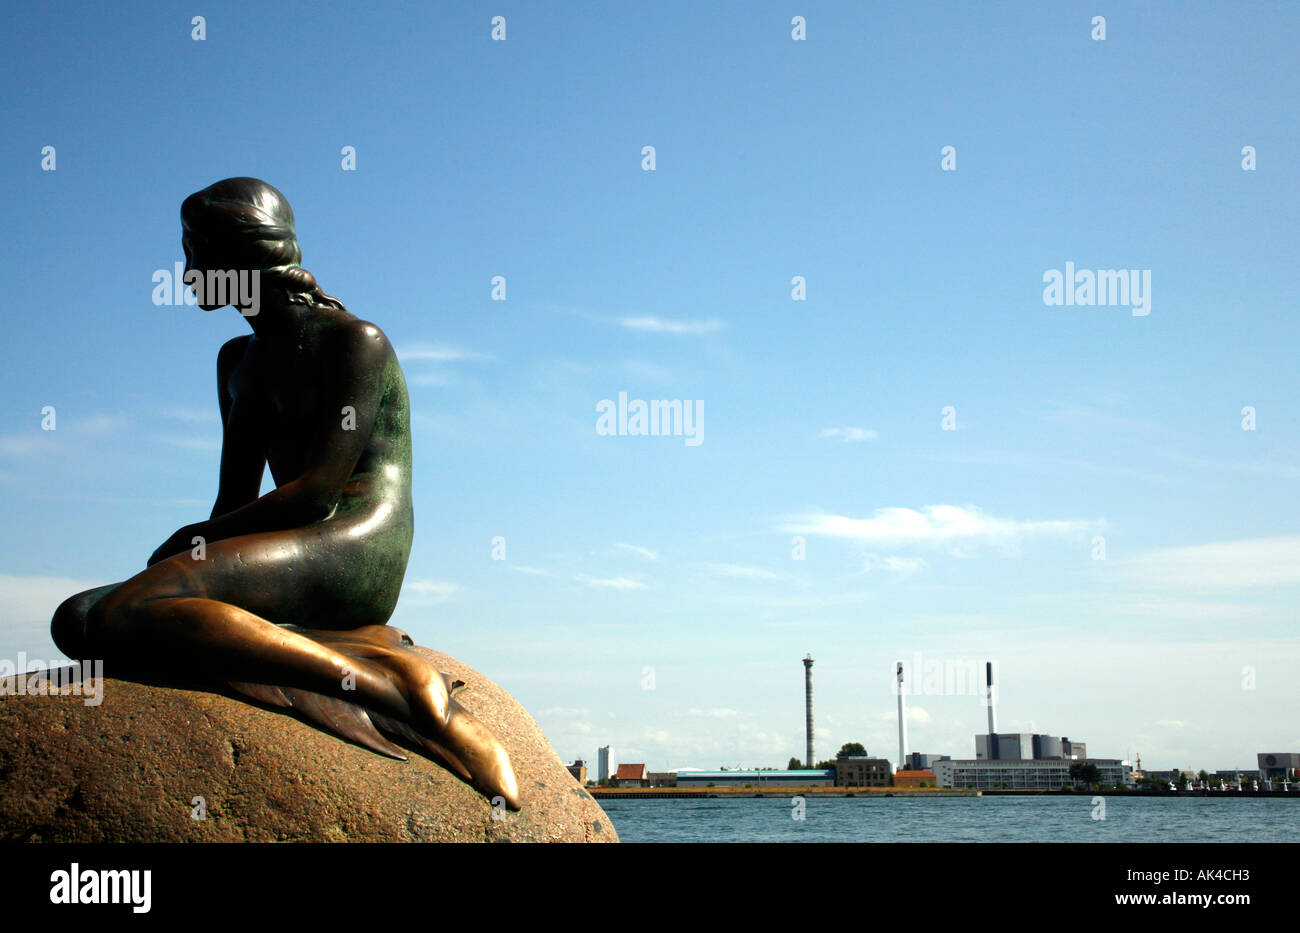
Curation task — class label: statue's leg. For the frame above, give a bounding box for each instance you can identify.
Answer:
[80,527,448,734]
[51,583,123,661]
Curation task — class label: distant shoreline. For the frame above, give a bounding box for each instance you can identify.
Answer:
[589,787,1300,799]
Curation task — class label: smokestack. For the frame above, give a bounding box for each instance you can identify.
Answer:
[896,660,908,773]
[803,654,815,767]
[985,661,997,735]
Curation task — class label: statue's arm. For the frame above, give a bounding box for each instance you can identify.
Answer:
[210,335,265,519]
[185,321,389,544]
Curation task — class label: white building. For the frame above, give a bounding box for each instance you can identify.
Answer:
[933,757,1133,790]
[597,745,614,782]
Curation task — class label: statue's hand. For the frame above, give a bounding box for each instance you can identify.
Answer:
[147,524,202,567]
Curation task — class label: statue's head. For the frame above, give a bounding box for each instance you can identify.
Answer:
[180,177,344,313]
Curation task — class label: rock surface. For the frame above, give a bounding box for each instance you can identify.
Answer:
[0,648,616,842]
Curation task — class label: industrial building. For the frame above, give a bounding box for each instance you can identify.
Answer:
[933,757,1132,790]
[675,769,835,788]
[905,753,950,771]
[1257,753,1300,781]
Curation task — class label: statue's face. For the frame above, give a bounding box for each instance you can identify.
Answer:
[181,232,225,311]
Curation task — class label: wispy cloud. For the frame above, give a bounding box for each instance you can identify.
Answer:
[688,707,739,719]
[1120,535,1300,590]
[618,316,723,336]
[615,543,659,561]
[396,345,491,362]
[784,505,1096,549]
[509,564,551,577]
[573,574,646,590]
[819,427,878,443]
[0,574,108,623]
[862,554,927,577]
[156,435,221,451]
[402,579,459,602]
[160,406,219,424]
[699,562,787,582]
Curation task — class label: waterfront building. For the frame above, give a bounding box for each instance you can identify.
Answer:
[905,752,950,771]
[647,771,677,787]
[1257,753,1300,781]
[566,759,587,784]
[597,745,614,782]
[893,769,937,788]
[933,757,1132,790]
[835,755,892,787]
[615,763,649,787]
[675,769,834,788]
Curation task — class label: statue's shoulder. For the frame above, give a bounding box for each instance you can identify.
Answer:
[330,316,396,357]
[216,334,254,375]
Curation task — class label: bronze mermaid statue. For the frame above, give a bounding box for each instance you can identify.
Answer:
[50,177,520,810]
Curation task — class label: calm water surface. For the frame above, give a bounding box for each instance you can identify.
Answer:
[601,795,1297,843]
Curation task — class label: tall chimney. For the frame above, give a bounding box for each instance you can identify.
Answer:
[896,660,908,773]
[803,654,815,767]
[985,661,997,735]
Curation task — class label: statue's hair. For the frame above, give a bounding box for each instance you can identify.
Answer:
[180,177,347,312]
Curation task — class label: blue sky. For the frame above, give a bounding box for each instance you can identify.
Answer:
[2,1,1298,773]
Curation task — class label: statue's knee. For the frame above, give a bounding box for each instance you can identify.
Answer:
[51,592,93,659]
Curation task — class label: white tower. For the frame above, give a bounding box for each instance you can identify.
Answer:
[985,661,997,734]
[896,660,909,773]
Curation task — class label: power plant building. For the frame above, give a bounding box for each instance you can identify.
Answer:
[976,733,1087,761]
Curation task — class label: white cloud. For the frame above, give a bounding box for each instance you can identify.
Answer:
[0,435,50,458]
[509,564,551,577]
[615,543,659,561]
[618,316,723,336]
[1121,535,1300,590]
[872,705,932,725]
[862,554,927,577]
[688,708,739,719]
[784,505,1094,549]
[0,574,108,623]
[700,563,786,581]
[157,435,221,451]
[401,579,459,602]
[1155,720,1187,729]
[573,574,646,590]
[396,345,491,363]
[75,414,124,435]
[622,361,674,383]
[541,707,591,718]
[644,728,671,744]
[819,427,879,443]
[160,406,219,424]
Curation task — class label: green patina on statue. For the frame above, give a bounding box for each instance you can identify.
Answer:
[51,178,520,810]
